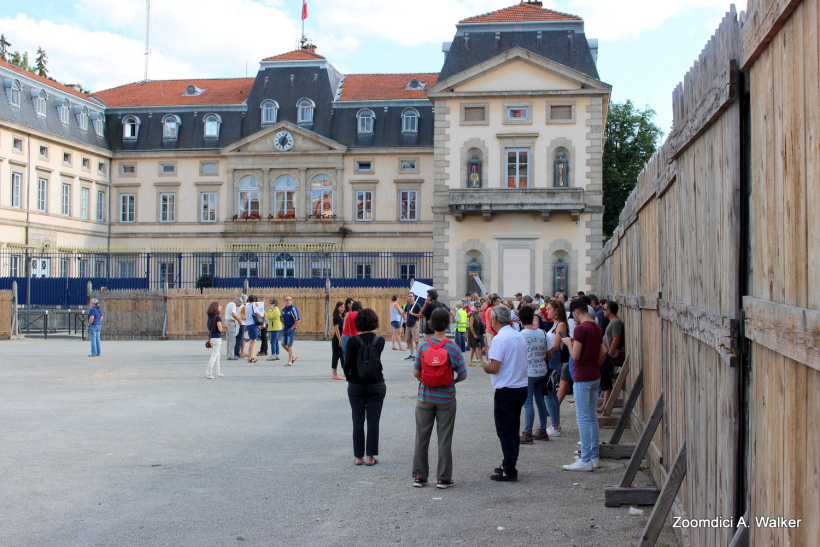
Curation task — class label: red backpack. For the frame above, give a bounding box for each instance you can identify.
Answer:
[420,338,453,387]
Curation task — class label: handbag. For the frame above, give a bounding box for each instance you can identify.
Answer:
[206,315,218,349]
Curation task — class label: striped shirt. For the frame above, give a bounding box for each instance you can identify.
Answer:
[413,337,467,405]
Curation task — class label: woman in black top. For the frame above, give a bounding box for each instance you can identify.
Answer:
[331,301,345,380]
[205,301,227,379]
[343,308,386,466]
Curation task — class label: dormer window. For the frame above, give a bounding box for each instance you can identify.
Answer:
[7,79,21,107]
[59,99,70,125]
[405,78,426,91]
[203,113,221,138]
[182,84,205,96]
[402,108,419,133]
[261,100,278,124]
[297,98,314,124]
[34,90,47,117]
[123,115,141,140]
[77,106,89,131]
[357,109,375,134]
[162,114,181,139]
[93,112,105,137]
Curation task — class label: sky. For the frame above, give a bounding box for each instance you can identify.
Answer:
[0,0,741,136]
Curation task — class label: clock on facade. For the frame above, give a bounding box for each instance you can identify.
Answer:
[273,131,294,151]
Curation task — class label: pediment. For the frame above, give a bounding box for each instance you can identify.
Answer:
[222,122,347,155]
[428,47,610,96]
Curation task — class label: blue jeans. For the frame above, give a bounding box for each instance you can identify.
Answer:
[234,325,245,357]
[88,324,101,355]
[545,353,563,427]
[454,330,467,352]
[341,334,350,360]
[524,376,548,434]
[269,330,281,355]
[281,329,296,346]
[574,378,601,463]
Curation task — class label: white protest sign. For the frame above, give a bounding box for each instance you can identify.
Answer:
[471,275,488,296]
[409,281,434,299]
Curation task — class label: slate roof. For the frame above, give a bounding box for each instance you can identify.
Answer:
[262,49,326,62]
[459,3,582,24]
[0,59,91,102]
[91,78,254,107]
[439,30,599,82]
[337,74,438,101]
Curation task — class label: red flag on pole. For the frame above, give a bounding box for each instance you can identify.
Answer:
[302,0,308,20]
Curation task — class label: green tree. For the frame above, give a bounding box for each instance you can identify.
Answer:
[602,100,663,238]
[9,50,31,71]
[0,34,11,61]
[35,47,48,78]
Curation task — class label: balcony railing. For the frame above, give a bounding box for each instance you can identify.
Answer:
[447,187,586,221]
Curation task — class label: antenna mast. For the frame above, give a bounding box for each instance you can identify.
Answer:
[144,0,151,81]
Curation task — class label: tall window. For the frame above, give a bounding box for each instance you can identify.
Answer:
[237,175,260,217]
[399,263,417,279]
[355,263,372,279]
[160,193,176,222]
[78,259,89,278]
[162,115,180,139]
[120,194,135,222]
[274,252,295,278]
[37,178,48,212]
[60,258,69,278]
[310,257,332,278]
[357,109,374,134]
[203,113,221,138]
[356,190,373,221]
[35,90,47,117]
[59,100,70,124]
[158,261,176,288]
[78,107,89,131]
[200,192,217,222]
[94,113,105,137]
[11,172,22,208]
[9,255,21,277]
[273,175,296,217]
[61,184,71,216]
[238,252,258,278]
[402,108,419,133]
[8,80,20,107]
[81,188,89,219]
[297,98,314,123]
[97,191,106,222]
[400,190,417,221]
[94,260,105,278]
[506,148,529,188]
[118,261,136,277]
[311,175,334,217]
[123,116,140,139]
[261,100,278,124]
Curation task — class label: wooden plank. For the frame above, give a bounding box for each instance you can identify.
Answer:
[609,369,643,445]
[602,356,630,416]
[743,296,820,372]
[807,0,820,312]
[604,486,661,507]
[741,0,804,68]
[599,443,636,460]
[619,393,664,488]
[637,439,688,546]
[657,299,739,364]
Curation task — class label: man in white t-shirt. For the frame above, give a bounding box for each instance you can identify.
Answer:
[225,295,245,360]
[482,304,528,482]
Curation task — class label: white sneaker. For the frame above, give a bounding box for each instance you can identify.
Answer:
[577,441,582,445]
[216,373,224,377]
[562,459,593,471]
[205,375,214,379]
[575,455,600,468]
[546,426,562,437]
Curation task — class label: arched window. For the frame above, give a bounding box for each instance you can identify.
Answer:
[123,115,140,139]
[261,100,278,124]
[273,175,297,218]
[7,79,21,107]
[357,109,375,134]
[34,90,47,117]
[162,114,181,139]
[274,252,295,278]
[78,107,89,131]
[203,113,221,138]
[238,251,259,278]
[237,175,261,217]
[59,99,70,125]
[402,108,419,133]
[297,98,314,123]
[93,112,105,137]
[310,175,333,217]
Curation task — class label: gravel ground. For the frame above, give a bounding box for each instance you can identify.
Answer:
[0,337,680,547]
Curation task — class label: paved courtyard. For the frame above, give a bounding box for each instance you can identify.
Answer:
[1,337,678,546]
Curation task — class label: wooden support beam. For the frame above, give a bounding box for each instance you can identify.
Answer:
[599,443,636,460]
[637,439,687,546]
[601,356,630,418]
[743,296,820,372]
[728,509,750,547]
[609,369,643,445]
[598,415,621,427]
[658,299,739,366]
[605,487,661,507]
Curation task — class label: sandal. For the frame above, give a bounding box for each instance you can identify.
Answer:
[248,358,258,363]
[365,458,378,466]
[354,458,364,466]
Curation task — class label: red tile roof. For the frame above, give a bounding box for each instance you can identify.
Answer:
[460,2,582,24]
[91,78,255,107]
[337,73,439,102]
[0,59,91,102]
[262,49,326,62]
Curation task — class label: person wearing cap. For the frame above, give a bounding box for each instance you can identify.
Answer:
[87,298,103,357]
[514,292,525,311]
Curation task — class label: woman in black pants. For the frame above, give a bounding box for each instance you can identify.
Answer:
[331,301,345,380]
[343,308,386,466]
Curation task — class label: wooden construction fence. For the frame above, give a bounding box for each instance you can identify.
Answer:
[90,287,408,340]
[595,2,818,545]
[0,290,12,339]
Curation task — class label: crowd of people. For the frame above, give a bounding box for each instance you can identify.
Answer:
[202,287,625,485]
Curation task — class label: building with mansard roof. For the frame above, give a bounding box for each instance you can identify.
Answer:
[0,1,609,300]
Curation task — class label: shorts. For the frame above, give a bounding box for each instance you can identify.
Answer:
[405,323,419,345]
[391,320,401,329]
[282,329,296,346]
[560,362,573,383]
[246,324,259,340]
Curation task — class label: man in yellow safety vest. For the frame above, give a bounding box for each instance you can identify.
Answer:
[454,302,469,352]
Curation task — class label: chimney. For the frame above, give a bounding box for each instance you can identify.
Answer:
[522,1,543,6]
